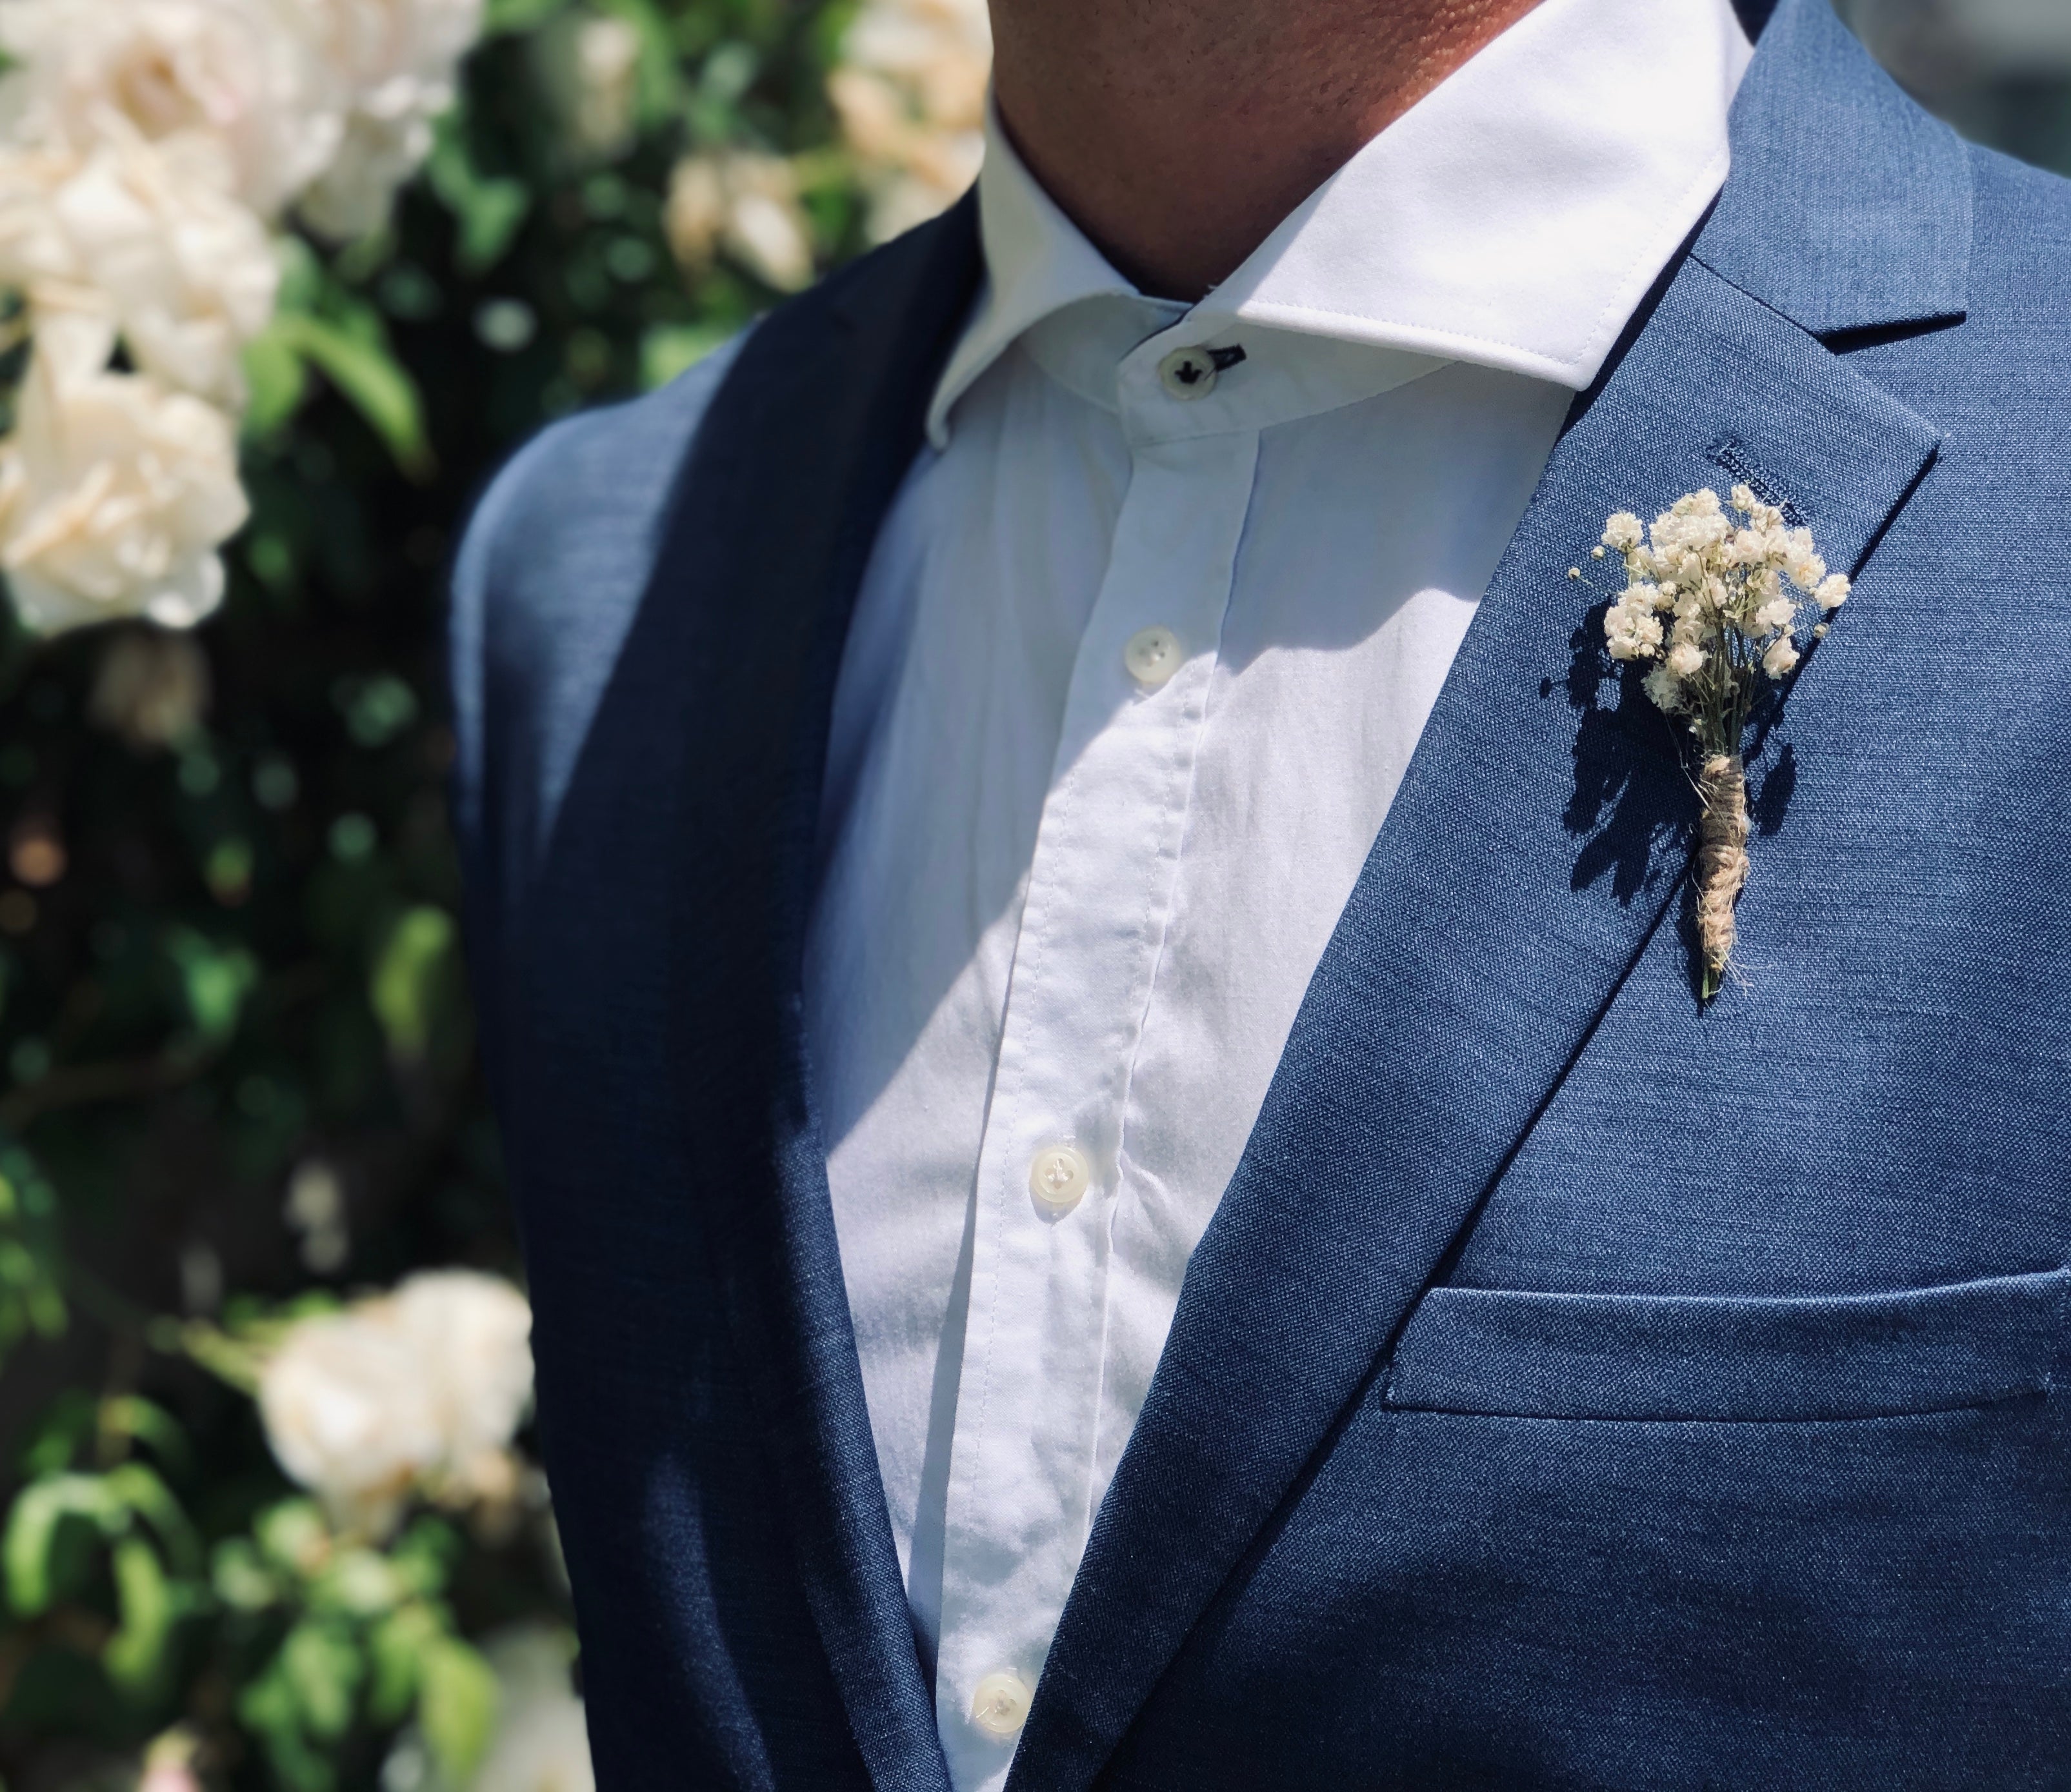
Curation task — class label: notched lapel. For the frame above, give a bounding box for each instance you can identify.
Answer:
[1009,255,1943,1792]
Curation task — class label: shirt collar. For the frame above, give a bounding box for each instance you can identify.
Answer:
[927,0,1753,448]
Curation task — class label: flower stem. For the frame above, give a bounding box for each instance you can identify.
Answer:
[1694,752,1749,995]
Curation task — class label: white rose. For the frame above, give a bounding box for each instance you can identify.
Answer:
[0,128,278,409]
[258,1300,445,1537]
[467,1628,594,1792]
[284,0,484,237]
[830,0,989,243]
[664,152,814,293]
[389,1269,535,1493]
[533,14,641,163]
[0,340,246,635]
[256,1269,532,1535]
[0,0,341,218]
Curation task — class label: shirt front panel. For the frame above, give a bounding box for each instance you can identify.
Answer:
[803,0,1754,1782]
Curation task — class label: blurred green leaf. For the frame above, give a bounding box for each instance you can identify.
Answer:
[165,928,259,1046]
[99,1396,193,1479]
[104,1463,201,1577]
[271,311,435,480]
[239,1653,336,1792]
[368,1602,441,1724]
[428,115,533,277]
[18,1390,94,1478]
[243,323,312,439]
[641,321,735,389]
[483,0,570,34]
[255,1500,332,1580]
[102,1535,175,1695]
[211,1537,281,1613]
[371,907,459,1062]
[418,1635,499,1785]
[283,1618,365,1740]
[5,1474,117,1615]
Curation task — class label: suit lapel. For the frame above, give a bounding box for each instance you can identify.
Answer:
[658,199,979,1792]
[1009,244,1948,1792]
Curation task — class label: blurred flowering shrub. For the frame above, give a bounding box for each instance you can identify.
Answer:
[0,0,985,1788]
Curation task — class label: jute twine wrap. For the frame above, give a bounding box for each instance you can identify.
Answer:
[1694,753,1750,977]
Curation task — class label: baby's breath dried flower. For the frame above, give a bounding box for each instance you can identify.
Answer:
[1605,599,1663,661]
[1643,664,1683,712]
[1585,484,1848,999]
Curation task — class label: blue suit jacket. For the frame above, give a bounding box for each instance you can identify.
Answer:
[449,2,2071,1783]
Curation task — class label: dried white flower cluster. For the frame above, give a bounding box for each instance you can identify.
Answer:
[257,1268,534,1538]
[1585,486,1851,995]
[828,0,988,243]
[0,0,483,633]
[1596,486,1849,733]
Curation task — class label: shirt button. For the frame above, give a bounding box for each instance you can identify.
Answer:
[1157,346,1219,399]
[1028,1142,1090,1213]
[1124,626,1181,689]
[970,1669,1033,1738]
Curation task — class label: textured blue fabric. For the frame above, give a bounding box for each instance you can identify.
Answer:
[449,0,2071,1785]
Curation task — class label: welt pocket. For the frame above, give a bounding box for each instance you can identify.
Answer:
[1383,1268,2069,1422]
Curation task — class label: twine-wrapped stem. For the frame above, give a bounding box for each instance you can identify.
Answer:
[1694,752,1749,997]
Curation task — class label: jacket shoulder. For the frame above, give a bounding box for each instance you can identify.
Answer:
[1966,143,2071,341]
[446,332,748,873]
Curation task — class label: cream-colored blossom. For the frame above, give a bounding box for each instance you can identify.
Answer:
[534,14,641,161]
[467,1627,594,1792]
[1604,597,1663,661]
[1665,641,1705,678]
[1601,512,1643,553]
[1642,663,1683,713]
[0,0,340,217]
[1752,594,1797,633]
[0,339,246,634]
[88,623,210,746]
[0,128,277,407]
[1814,572,1851,611]
[1762,635,1801,677]
[257,1268,532,1536]
[284,0,483,236]
[665,150,814,292]
[829,0,988,243]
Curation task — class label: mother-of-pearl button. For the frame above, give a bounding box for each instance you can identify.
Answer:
[971,1669,1034,1738]
[1123,626,1181,689]
[1157,346,1219,399]
[1028,1142,1091,1213]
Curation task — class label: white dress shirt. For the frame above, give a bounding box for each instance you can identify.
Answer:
[798,0,1752,1781]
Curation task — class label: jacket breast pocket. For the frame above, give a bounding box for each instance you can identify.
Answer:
[1384,1268,2069,1422]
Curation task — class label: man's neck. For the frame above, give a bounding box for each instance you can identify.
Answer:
[990,0,1548,302]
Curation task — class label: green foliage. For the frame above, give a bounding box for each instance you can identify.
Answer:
[0,1,877,1787]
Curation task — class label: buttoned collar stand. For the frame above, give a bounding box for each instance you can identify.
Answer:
[930,0,1754,451]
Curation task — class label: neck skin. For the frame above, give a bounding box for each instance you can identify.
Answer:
[989,0,1548,302]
